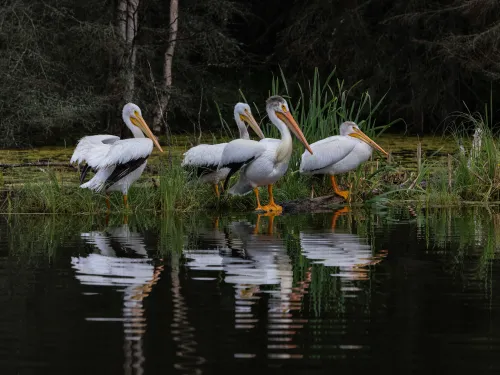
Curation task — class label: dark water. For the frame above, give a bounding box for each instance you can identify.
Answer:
[1,206,500,374]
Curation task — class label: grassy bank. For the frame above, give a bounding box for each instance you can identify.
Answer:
[1,70,497,213]
[372,108,500,205]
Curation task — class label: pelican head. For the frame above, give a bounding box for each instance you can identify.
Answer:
[122,103,164,152]
[234,103,265,139]
[266,96,313,154]
[340,121,388,156]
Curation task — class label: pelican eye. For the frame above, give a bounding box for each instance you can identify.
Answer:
[281,105,287,112]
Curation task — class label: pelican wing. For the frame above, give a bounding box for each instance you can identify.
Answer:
[219,139,266,170]
[181,143,228,172]
[300,136,358,173]
[70,135,120,167]
[219,139,267,190]
[77,138,153,192]
[72,136,153,189]
[102,155,149,190]
[95,138,154,168]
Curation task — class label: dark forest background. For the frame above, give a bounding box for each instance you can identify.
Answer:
[1,0,500,147]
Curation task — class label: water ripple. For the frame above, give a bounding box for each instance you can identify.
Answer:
[72,224,161,374]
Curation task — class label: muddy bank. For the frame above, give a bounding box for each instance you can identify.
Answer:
[282,195,346,213]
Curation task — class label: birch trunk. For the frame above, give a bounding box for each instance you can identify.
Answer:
[117,0,138,104]
[124,0,139,103]
[152,0,178,134]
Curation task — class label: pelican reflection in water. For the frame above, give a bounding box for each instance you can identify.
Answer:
[299,208,388,284]
[71,222,162,375]
[183,213,311,359]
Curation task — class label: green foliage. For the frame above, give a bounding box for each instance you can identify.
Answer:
[447,110,500,201]
[365,104,500,205]
[266,67,395,142]
[4,68,500,212]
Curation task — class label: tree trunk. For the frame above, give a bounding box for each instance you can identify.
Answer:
[124,0,139,103]
[111,0,140,135]
[152,0,178,134]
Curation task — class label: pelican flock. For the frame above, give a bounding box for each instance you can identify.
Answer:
[70,97,388,213]
[300,121,388,200]
[70,103,163,209]
[218,95,313,212]
[181,103,264,197]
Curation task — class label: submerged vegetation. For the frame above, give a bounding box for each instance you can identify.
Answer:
[1,70,499,213]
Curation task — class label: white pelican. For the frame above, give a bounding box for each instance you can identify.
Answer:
[70,103,163,209]
[181,103,264,198]
[299,121,388,200]
[218,96,313,212]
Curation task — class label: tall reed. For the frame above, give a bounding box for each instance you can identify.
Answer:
[236,68,398,202]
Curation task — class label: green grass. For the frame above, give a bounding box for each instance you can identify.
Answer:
[1,69,400,213]
[3,69,500,213]
[365,104,500,205]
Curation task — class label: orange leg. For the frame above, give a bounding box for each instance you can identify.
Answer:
[261,185,283,212]
[254,188,266,212]
[106,193,111,211]
[214,184,220,198]
[330,175,349,200]
[123,194,129,209]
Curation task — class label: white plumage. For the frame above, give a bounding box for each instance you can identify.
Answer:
[300,121,388,200]
[182,143,230,184]
[220,138,285,195]
[218,96,313,212]
[300,136,368,175]
[181,103,264,195]
[70,103,163,208]
[70,135,120,167]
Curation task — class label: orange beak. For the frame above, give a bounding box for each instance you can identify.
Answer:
[132,114,164,152]
[349,128,387,156]
[276,111,313,154]
[241,110,265,139]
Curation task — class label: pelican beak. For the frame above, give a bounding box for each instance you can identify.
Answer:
[276,111,313,154]
[132,113,164,152]
[349,128,388,156]
[241,110,265,139]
